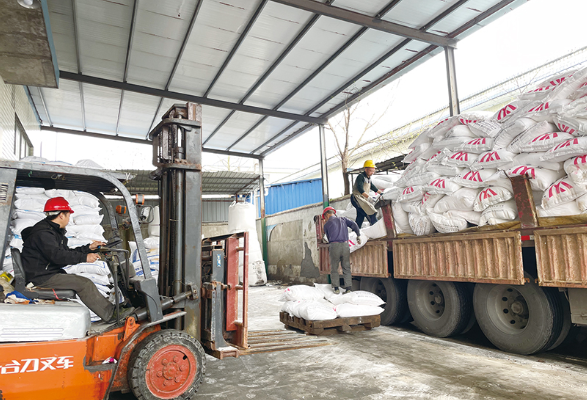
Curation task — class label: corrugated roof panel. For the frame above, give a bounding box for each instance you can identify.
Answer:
[426,0,498,36]
[200,106,236,141]
[334,0,394,16]
[230,117,295,153]
[255,121,306,151]
[383,0,459,29]
[205,111,264,149]
[82,84,122,133]
[47,1,77,74]
[28,88,49,125]
[41,81,84,128]
[76,0,134,81]
[117,92,162,137]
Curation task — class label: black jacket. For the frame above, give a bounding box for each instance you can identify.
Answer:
[21,218,93,286]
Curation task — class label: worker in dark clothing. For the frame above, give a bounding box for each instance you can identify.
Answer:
[21,197,134,323]
[351,160,383,227]
[322,207,360,294]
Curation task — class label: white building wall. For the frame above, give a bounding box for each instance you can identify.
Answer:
[0,77,39,160]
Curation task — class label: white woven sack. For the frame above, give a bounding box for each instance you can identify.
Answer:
[16,187,45,195]
[468,120,502,138]
[525,99,572,123]
[542,177,587,210]
[70,192,101,208]
[506,121,558,153]
[403,143,431,163]
[484,171,514,190]
[382,186,403,202]
[395,159,426,187]
[471,149,516,171]
[335,303,384,318]
[564,155,587,185]
[10,219,36,235]
[577,194,587,213]
[445,125,477,138]
[512,131,574,154]
[66,224,104,238]
[493,100,530,123]
[459,111,494,123]
[314,283,338,299]
[421,192,445,211]
[427,116,461,139]
[297,301,337,321]
[554,115,587,137]
[513,153,563,171]
[426,163,463,176]
[453,168,497,188]
[541,137,588,162]
[281,300,301,316]
[361,219,387,239]
[279,285,325,302]
[456,138,495,154]
[348,232,369,253]
[64,261,110,276]
[14,198,44,211]
[547,67,587,100]
[494,118,537,149]
[328,293,358,306]
[392,202,413,234]
[479,200,518,223]
[409,131,433,149]
[45,189,73,199]
[432,136,475,151]
[351,290,386,307]
[401,201,422,214]
[409,212,436,236]
[561,97,587,119]
[505,166,565,191]
[433,187,479,213]
[445,209,482,225]
[73,214,104,225]
[443,151,477,168]
[372,176,400,190]
[428,212,467,233]
[425,177,463,195]
[405,172,440,187]
[537,201,582,217]
[398,186,426,203]
[474,187,514,211]
[14,209,45,221]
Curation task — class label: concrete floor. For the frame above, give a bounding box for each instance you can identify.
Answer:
[113,285,587,400]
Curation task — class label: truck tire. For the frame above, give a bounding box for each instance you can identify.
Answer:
[360,277,408,325]
[473,275,564,355]
[407,280,472,337]
[547,292,572,351]
[128,329,206,400]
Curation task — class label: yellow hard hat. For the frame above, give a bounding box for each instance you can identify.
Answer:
[363,160,375,168]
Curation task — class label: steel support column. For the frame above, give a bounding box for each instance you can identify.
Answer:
[259,159,268,272]
[444,46,460,116]
[318,124,329,208]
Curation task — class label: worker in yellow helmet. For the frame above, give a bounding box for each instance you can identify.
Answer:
[350,160,383,227]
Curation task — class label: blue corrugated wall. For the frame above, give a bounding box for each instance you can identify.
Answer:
[256,179,322,216]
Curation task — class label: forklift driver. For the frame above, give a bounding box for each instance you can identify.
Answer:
[21,197,134,323]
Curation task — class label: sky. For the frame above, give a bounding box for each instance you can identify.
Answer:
[27,0,587,184]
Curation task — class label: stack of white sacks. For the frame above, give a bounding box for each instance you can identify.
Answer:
[280,284,385,321]
[129,237,160,282]
[381,67,587,236]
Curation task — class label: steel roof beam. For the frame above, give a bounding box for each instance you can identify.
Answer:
[39,126,264,160]
[115,0,138,136]
[59,71,327,124]
[203,0,268,98]
[270,0,457,48]
[147,0,204,137]
[70,0,86,131]
[38,87,52,127]
[249,0,402,154]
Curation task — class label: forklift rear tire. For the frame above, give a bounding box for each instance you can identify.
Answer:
[128,329,206,400]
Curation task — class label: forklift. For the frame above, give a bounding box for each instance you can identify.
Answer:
[0,103,247,399]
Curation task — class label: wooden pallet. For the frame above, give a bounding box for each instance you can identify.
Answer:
[280,312,380,336]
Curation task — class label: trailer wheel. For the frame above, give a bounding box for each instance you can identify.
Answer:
[360,277,408,325]
[473,276,563,355]
[407,280,472,337]
[547,292,571,351]
[128,329,206,400]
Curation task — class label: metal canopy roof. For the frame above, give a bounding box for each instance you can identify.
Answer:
[120,169,260,196]
[28,0,526,159]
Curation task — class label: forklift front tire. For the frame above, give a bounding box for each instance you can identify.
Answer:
[128,329,206,400]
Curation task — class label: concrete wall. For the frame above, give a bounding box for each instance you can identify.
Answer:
[202,222,230,238]
[0,79,38,160]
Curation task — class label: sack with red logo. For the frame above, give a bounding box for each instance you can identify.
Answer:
[505,121,557,153]
[397,186,426,203]
[493,100,530,123]
[427,117,461,139]
[513,153,563,171]
[479,200,518,226]
[471,149,516,170]
[525,99,573,123]
[405,172,440,187]
[564,155,587,185]
[382,186,404,201]
[459,111,494,123]
[494,118,537,149]
[426,162,464,177]
[505,165,565,191]
[445,209,482,225]
[554,115,587,137]
[425,177,463,195]
[538,200,582,217]
[541,137,587,162]
[392,202,414,234]
[421,192,445,212]
[547,67,587,100]
[433,187,479,213]
[577,194,587,213]
[561,97,587,119]
[453,168,498,188]
[442,151,477,168]
[474,186,514,211]
[569,81,587,101]
[408,212,436,236]
[542,177,587,209]
[456,137,494,154]
[468,120,502,138]
[511,131,574,153]
[428,212,468,233]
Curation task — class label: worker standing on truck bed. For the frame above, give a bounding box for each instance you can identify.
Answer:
[351,160,383,227]
[322,207,360,294]
[21,197,134,323]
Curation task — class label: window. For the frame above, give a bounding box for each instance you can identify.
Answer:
[14,115,32,159]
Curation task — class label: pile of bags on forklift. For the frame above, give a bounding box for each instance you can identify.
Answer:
[1,187,120,321]
[279,284,385,320]
[379,67,587,236]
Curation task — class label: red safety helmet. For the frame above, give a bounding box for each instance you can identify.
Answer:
[321,206,336,220]
[44,197,74,213]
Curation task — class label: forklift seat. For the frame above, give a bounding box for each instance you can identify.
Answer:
[11,249,76,300]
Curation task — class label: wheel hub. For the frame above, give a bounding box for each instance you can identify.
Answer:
[146,345,197,398]
[421,283,445,319]
[495,287,529,331]
[510,300,527,316]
